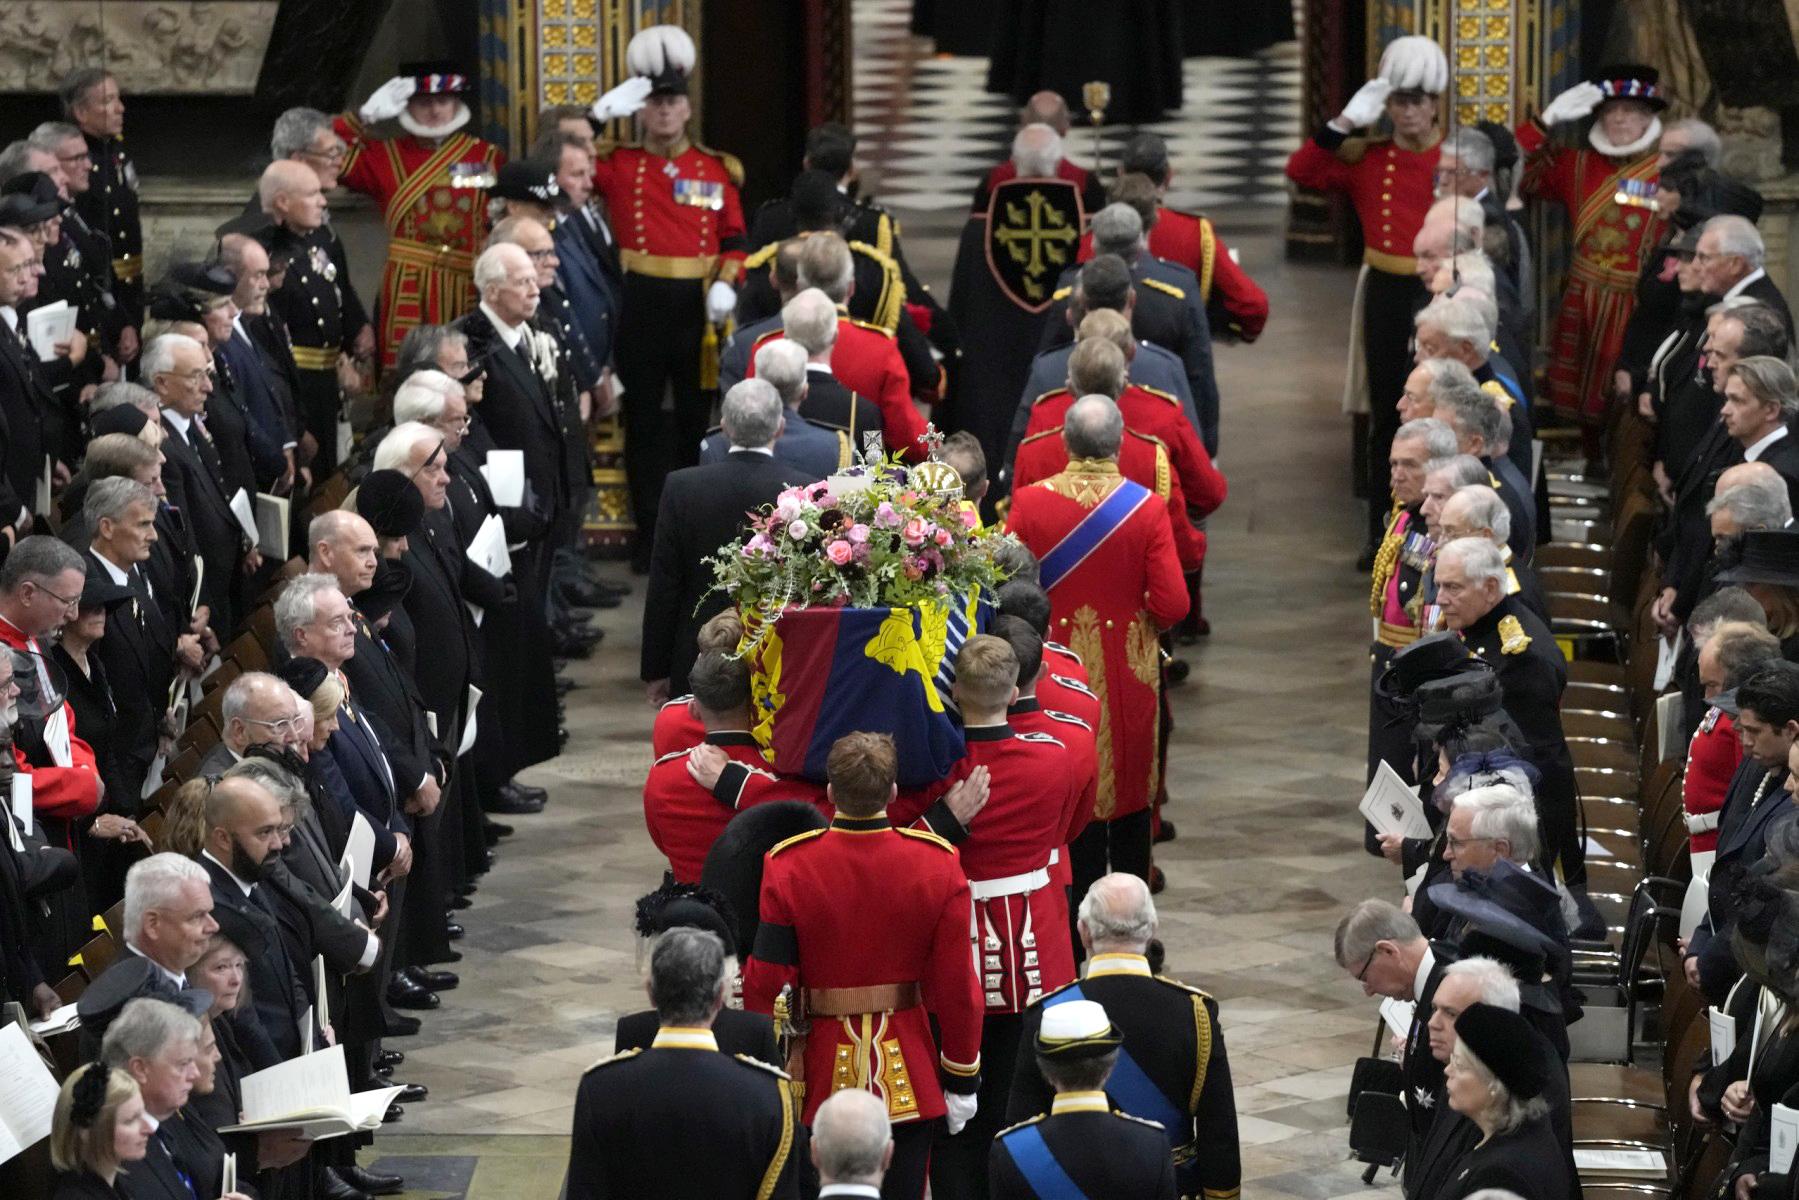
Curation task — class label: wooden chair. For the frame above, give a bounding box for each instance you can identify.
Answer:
[224,630,269,673]
[165,743,203,785]
[201,659,243,698]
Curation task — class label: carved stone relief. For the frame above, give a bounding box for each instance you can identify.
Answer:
[0,2,278,94]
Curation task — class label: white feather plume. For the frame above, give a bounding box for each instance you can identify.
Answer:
[1379,35,1448,95]
[627,25,696,79]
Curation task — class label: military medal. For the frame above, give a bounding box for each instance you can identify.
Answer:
[1614,178,1658,210]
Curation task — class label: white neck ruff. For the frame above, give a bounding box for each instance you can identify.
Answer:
[399,102,471,141]
[1588,117,1662,160]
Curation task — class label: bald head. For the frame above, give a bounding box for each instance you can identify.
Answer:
[259,160,325,230]
[1022,91,1072,135]
[1078,873,1157,950]
[811,1089,893,1186]
[1063,394,1124,460]
[1718,460,1784,496]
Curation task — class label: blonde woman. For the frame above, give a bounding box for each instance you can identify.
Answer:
[49,1063,153,1200]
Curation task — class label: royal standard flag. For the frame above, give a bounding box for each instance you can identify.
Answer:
[745,593,988,787]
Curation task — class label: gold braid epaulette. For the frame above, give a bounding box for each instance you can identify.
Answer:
[1368,502,1406,617]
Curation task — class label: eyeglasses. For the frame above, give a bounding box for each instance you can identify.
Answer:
[303,145,348,164]
[243,715,303,737]
[28,580,80,611]
[439,415,472,433]
[158,367,210,384]
[1354,947,1378,982]
[1444,834,1496,852]
[56,149,91,165]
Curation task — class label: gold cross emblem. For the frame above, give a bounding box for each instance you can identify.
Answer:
[994,191,1078,301]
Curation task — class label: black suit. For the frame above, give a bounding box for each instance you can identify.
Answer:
[1660,417,1742,621]
[614,1007,780,1065]
[160,413,243,632]
[203,359,261,502]
[1737,272,1795,341]
[1689,762,1790,1001]
[641,450,820,692]
[0,313,49,521]
[83,552,173,804]
[798,365,883,449]
[455,307,569,524]
[1403,951,1451,1157]
[199,851,310,1060]
[1751,427,1799,513]
[129,1126,205,1200]
[342,609,438,807]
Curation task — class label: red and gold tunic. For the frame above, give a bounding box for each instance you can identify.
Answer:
[1516,120,1663,423]
[591,137,747,287]
[1005,459,1189,821]
[1014,426,1206,570]
[335,115,506,371]
[1285,132,1440,278]
[1078,210,1270,341]
[742,814,984,1124]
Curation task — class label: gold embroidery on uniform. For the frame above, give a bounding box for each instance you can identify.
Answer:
[756,1079,797,1200]
[1153,444,1171,499]
[1369,501,1405,615]
[1041,459,1124,506]
[1127,614,1161,687]
[1190,993,1211,1112]
[880,1036,918,1119]
[1067,605,1114,820]
[1498,614,1531,655]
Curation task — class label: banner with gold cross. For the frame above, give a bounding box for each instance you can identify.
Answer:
[983,177,1085,314]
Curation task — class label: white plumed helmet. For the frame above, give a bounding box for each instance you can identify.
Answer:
[626,24,697,82]
[1379,35,1449,95]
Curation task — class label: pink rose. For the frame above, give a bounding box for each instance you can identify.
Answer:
[787,520,810,539]
[848,523,870,543]
[933,529,952,547]
[874,502,902,529]
[826,540,853,565]
[959,508,979,529]
[903,518,928,546]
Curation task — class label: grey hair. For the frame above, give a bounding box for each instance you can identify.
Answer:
[1666,117,1722,167]
[1449,1039,1549,1136]
[140,333,200,385]
[83,476,155,529]
[122,853,210,942]
[100,998,200,1072]
[1706,620,1783,691]
[1418,357,1480,399]
[88,381,159,416]
[1707,215,1765,268]
[473,243,527,293]
[1444,955,1522,1012]
[781,289,838,355]
[1438,536,1508,588]
[648,927,728,1025]
[754,340,809,408]
[1416,294,1493,350]
[1435,378,1502,448]
[0,140,37,187]
[1731,356,1799,418]
[1456,783,1540,862]
[1063,394,1124,459]
[395,325,467,381]
[0,535,83,594]
[797,235,854,303]
[1076,872,1157,947]
[1709,294,1767,318]
[1691,587,1769,636]
[1011,123,1063,178]
[1709,480,1794,532]
[1333,898,1421,968]
[1444,252,1495,296]
[223,756,309,817]
[26,121,82,155]
[720,378,783,448]
[220,671,289,730]
[372,422,442,473]
[1447,484,1511,545]
[273,573,342,647]
[270,107,333,161]
[1441,127,1495,174]
[812,1090,893,1186]
[1394,417,1459,461]
[1429,453,1489,489]
[1091,203,1145,258]
[392,379,451,425]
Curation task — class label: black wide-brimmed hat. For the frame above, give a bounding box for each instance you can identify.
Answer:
[634,878,740,958]
[354,558,413,626]
[356,469,425,540]
[1457,928,1559,1015]
[1455,1002,1553,1099]
[0,171,66,214]
[78,573,133,613]
[1375,632,1480,703]
[1430,860,1569,969]
[1593,63,1668,112]
[399,60,472,96]
[1715,530,1799,588]
[1411,670,1504,741]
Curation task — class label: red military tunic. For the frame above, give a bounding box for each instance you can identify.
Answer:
[742,813,984,1124]
[1285,133,1440,278]
[750,318,927,461]
[1516,120,1663,423]
[1684,706,1739,856]
[651,694,705,759]
[0,618,100,827]
[643,731,825,883]
[591,137,747,287]
[1040,656,1100,733]
[1015,427,1206,569]
[1079,211,1270,342]
[1006,460,1189,821]
[335,116,505,371]
[1010,698,1098,896]
[1020,383,1227,520]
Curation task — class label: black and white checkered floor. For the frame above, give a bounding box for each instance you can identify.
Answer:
[851,0,1303,214]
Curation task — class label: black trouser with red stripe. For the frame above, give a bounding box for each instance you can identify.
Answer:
[616,273,708,570]
[1362,269,1429,545]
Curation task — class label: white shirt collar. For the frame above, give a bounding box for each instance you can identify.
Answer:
[819,1186,883,1198]
[732,445,774,457]
[201,850,256,898]
[806,361,835,377]
[89,550,130,587]
[1744,424,1789,462]
[125,943,187,990]
[162,407,193,436]
[1724,268,1768,300]
[0,307,16,333]
[480,301,526,350]
[1412,944,1435,1002]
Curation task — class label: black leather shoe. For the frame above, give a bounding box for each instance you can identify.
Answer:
[386,978,439,1009]
[450,892,473,909]
[553,635,595,661]
[1154,820,1177,844]
[444,920,465,941]
[344,1166,404,1196]
[1165,658,1190,685]
[320,1167,373,1200]
[1149,865,1167,895]
[409,967,459,991]
[385,1014,421,1037]
[508,781,548,803]
[488,820,514,839]
[376,1049,405,1070]
[559,579,621,608]
[378,1080,429,1103]
[383,1103,404,1124]
[489,788,544,815]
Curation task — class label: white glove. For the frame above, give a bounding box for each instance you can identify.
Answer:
[591,76,654,123]
[944,1090,978,1137]
[359,76,416,124]
[706,280,737,324]
[1540,81,1605,126]
[1336,78,1393,129]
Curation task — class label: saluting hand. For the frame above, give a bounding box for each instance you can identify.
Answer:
[1333,79,1393,131]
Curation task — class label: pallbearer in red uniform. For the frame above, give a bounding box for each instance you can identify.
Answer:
[337,62,506,371]
[742,732,986,1200]
[1285,36,1446,554]
[926,636,1085,1198]
[587,25,749,570]
[1004,396,1188,904]
[1517,66,1667,444]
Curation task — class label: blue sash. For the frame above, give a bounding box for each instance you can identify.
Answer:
[1044,984,1185,1140]
[1039,480,1153,592]
[1006,1125,1088,1200]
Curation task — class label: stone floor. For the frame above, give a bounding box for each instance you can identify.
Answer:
[361,202,1400,1197]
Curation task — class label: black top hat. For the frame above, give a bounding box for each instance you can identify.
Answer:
[1715,530,1799,588]
[490,160,562,206]
[634,878,741,958]
[0,190,58,228]
[354,558,413,626]
[78,573,133,613]
[1375,632,1480,703]
[0,171,65,214]
[356,469,425,540]
[399,60,472,96]
[1430,860,1569,966]
[1455,1002,1553,1099]
[274,654,329,699]
[1593,63,1668,112]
